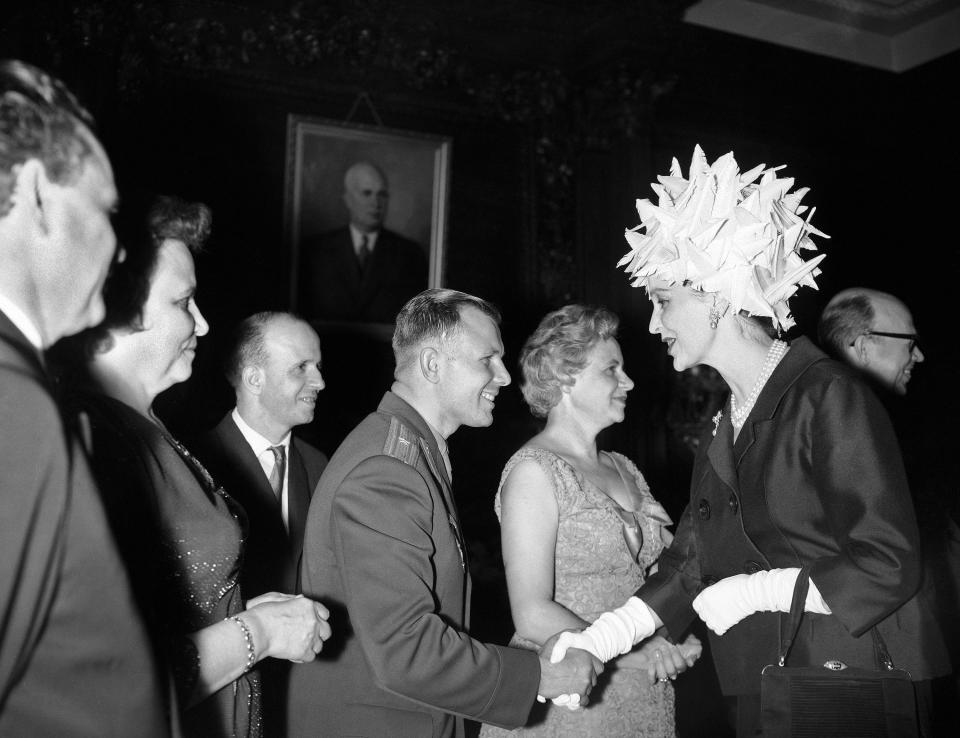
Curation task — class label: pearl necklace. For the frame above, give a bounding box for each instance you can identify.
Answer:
[729,340,788,430]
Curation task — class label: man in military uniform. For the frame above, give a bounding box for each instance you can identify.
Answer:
[288,288,601,737]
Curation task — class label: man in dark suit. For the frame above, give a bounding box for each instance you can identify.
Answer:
[198,312,328,597]
[194,311,327,736]
[288,289,601,737]
[820,288,959,733]
[0,60,166,736]
[299,160,428,322]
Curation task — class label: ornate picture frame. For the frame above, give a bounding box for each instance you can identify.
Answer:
[284,115,452,330]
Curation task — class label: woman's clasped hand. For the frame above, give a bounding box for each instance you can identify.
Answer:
[243,592,332,662]
[615,634,702,686]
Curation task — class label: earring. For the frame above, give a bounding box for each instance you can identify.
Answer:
[708,295,728,330]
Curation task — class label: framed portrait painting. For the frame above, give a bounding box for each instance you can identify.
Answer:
[284,115,452,330]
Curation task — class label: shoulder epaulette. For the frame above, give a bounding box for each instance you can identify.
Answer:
[382,416,421,467]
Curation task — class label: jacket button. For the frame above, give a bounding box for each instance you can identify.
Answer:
[728,494,739,514]
[702,575,718,587]
[698,499,711,520]
[744,560,763,574]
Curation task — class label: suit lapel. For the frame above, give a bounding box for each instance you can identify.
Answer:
[729,338,828,566]
[0,311,47,382]
[418,437,469,574]
[706,408,740,495]
[704,340,825,496]
[733,413,757,463]
[735,337,824,466]
[221,417,282,513]
[417,436,451,494]
[286,442,311,549]
[376,392,469,572]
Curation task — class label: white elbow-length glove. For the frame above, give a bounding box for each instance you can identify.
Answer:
[549,597,658,664]
[692,568,832,636]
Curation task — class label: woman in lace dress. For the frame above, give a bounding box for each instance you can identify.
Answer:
[480,305,701,738]
[55,197,331,737]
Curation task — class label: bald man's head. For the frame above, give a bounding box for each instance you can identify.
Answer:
[343,161,388,233]
[819,288,924,395]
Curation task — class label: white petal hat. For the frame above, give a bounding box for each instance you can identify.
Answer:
[619,145,829,330]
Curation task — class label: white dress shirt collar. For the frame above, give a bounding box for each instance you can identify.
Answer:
[349,224,379,256]
[0,292,44,350]
[232,407,291,456]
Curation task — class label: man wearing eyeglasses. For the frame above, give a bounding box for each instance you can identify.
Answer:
[818,288,924,396]
[821,288,959,733]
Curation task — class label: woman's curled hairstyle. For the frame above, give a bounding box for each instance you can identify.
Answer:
[90,195,211,355]
[520,304,619,418]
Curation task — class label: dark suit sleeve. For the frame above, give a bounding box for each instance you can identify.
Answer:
[807,376,920,636]
[330,455,539,727]
[0,382,64,701]
[637,501,701,638]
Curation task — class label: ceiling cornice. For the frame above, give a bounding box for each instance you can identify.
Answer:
[683,0,960,71]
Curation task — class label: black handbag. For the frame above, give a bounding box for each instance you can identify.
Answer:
[760,567,918,737]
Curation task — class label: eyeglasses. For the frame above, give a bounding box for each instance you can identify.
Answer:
[852,331,921,353]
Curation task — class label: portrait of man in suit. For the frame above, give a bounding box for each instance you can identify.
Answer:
[298,160,428,323]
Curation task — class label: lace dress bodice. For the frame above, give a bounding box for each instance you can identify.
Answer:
[481,447,676,738]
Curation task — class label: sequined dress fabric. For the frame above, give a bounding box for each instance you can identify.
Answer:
[479,448,675,738]
[75,393,261,738]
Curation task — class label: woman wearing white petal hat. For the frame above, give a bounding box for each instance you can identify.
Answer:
[550,146,949,736]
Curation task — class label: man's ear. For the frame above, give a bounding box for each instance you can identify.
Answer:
[849,335,871,367]
[242,365,264,395]
[11,159,50,234]
[419,346,441,384]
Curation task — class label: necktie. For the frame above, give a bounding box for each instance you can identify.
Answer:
[357,234,370,270]
[267,445,286,500]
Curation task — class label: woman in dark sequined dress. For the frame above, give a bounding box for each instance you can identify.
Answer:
[55,196,331,737]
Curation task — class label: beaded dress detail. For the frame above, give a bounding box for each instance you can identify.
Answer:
[480,448,676,738]
[75,393,261,738]
[154,428,262,738]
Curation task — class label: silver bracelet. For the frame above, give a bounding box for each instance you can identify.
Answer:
[229,615,256,673]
